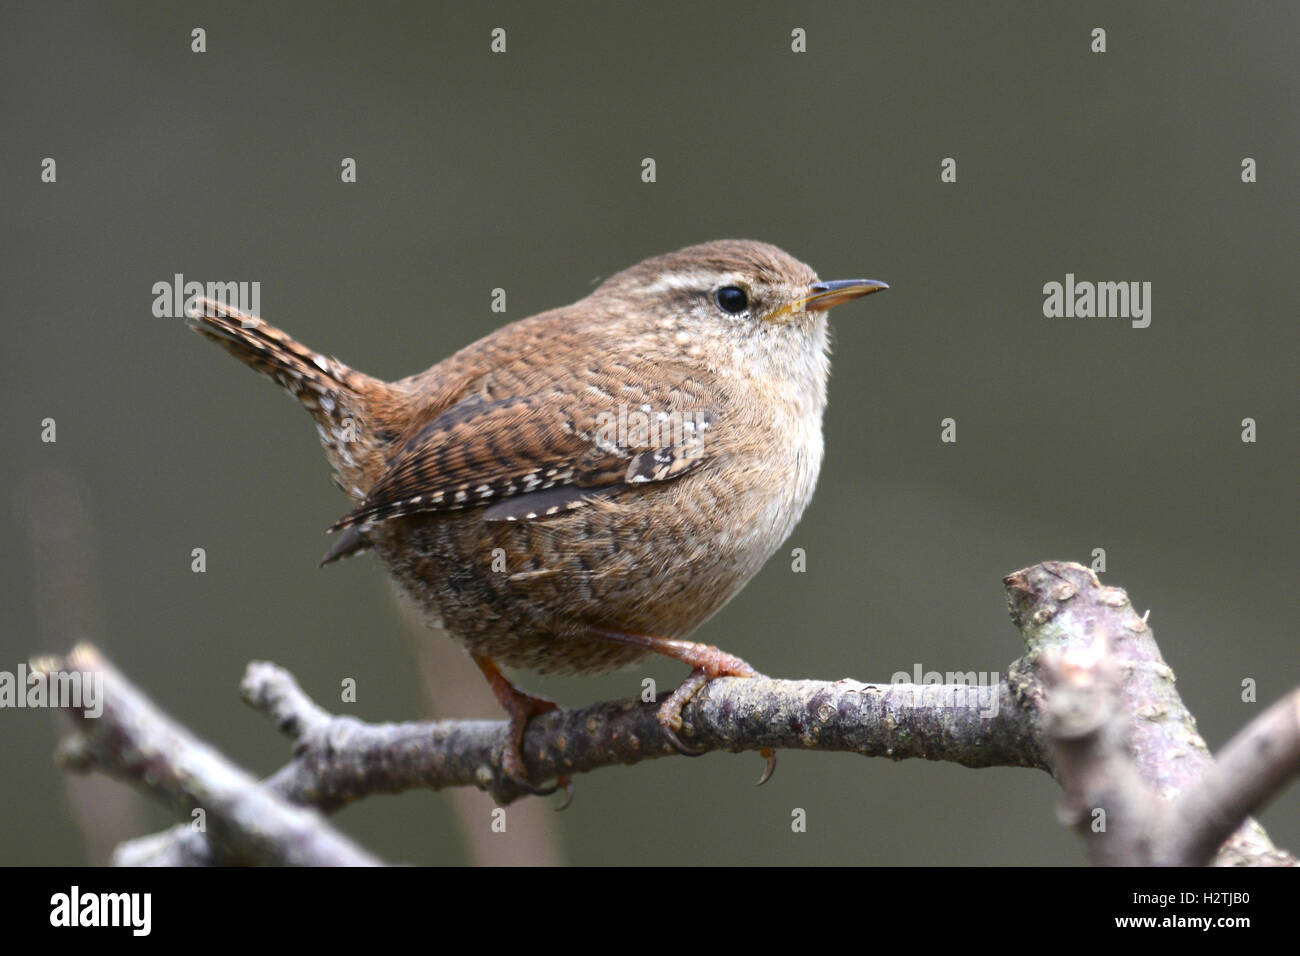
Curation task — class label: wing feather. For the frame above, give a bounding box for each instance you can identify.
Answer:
[328,373,714,532]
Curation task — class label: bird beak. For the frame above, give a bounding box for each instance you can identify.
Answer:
[800,278,889,312]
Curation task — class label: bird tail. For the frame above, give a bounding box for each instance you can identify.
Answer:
[186,296,386,498]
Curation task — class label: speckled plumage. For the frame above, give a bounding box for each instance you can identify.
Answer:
[188,240,886,781]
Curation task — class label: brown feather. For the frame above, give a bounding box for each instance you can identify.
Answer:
[327,367,715,532]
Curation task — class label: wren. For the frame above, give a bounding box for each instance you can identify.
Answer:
[187,240,886,792]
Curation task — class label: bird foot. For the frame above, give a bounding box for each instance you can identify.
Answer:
[473,654,572,803]
[656,661,778,784]
[583,628,776,782]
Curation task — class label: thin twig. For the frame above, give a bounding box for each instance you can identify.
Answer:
[35,645,381,866]
[1161,689,1300,865]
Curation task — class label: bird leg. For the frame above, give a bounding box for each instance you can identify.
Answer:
[583,626,777,783]
[472,654,570,800]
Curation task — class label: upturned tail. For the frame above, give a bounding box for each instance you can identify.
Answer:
[186,297,389,500]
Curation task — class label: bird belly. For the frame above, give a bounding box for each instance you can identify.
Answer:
[370,432,823,677]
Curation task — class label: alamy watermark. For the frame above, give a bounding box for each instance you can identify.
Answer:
[889,665,1001,718]
[1,663,103,718]
[50,886,150,935]
[152,273,260,321]
[1042,273,1151,328]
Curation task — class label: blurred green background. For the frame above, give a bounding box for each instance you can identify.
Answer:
[2,1,1295,865]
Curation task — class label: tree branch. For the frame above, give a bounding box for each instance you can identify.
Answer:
[42,561,1296,866]
[112,666,1046,865]
[241,664,1045,812]
[35,645,381,866]
[1006,561,1298,865]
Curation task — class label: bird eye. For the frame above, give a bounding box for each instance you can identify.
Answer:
[714,286,748,314]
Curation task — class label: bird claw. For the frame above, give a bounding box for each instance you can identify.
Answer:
[656,667,712,755]
[552,776,575,811]
[499,748,575,805]
[660,721,707,756]
[503,766,561,797]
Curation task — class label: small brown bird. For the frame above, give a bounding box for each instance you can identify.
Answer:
[187,239,886,792]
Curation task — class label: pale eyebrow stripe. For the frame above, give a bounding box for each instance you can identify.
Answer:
[639,271,746,294]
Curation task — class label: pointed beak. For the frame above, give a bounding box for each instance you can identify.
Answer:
[800,278,889,312]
